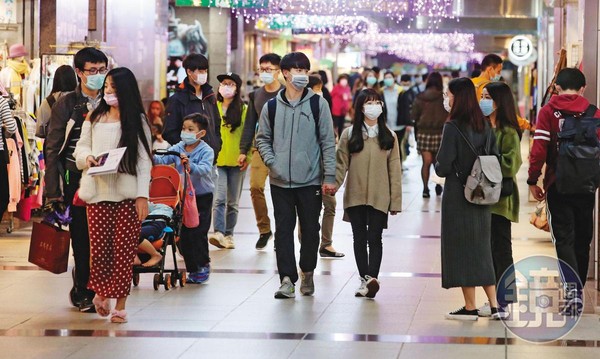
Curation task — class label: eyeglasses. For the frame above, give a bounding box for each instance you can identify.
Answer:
[258,67,279,74]
[82,67,108,75]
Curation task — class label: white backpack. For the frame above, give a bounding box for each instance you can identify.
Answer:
[450,122,502,205]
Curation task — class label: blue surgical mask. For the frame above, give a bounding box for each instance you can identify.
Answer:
[181,131,199,145]
[85,74,106,91]
[291,74,309,89]
[366,76,377,86]
[383,78,395,88]
[491,75,501,82]
[479,99,495,116]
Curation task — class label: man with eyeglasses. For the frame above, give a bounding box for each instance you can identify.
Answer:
[238,53,283,250]
[45,47,109,313]
[163,54,221,159]
[256,52,336,299]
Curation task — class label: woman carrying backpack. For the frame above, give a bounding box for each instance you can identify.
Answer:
[435,78,501,321]
[478,82,522,316]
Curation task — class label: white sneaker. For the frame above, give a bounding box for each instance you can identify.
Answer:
[224,235,235,249]
[209,232,227,249]
[355,277,368,297]
[478,302,492,317]
[365,275,380,299]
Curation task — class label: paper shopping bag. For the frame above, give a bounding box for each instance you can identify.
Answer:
[28,221,71,274]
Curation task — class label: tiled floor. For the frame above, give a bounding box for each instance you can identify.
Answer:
[0,137,599,358]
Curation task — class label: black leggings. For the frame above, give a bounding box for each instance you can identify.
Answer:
[346,205,388,279]
[0,151,9,224]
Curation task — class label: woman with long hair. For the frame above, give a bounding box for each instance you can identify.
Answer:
[435,78,502,320]
[147,100,165,126]
[74,67,152,323]
[477,82,522,315]
[411,72,446,198]
[336,88,402,298]
[36,65,77,138]
[208,73,248,250]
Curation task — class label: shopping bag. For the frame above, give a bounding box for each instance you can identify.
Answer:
[72,189,87,207]
[28,221,71,274]
[182,171,199,228]
[529,200,550,232]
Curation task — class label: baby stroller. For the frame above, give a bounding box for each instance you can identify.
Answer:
[132,151,188,290]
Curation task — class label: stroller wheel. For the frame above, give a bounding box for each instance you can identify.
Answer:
[179,270,186,287]
[132,273,140,287]
[170,272,178,288]
[153,274,160,290]
[164,274,171,291]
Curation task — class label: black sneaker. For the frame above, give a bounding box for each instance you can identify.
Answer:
[490,306,508,320]
[78,297,96,313]
[445,306,478,321]
[422,189,430,198]
[255,231,273,250]
[435,184,443,196]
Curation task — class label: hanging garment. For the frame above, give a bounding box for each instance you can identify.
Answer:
[6,138,21,212]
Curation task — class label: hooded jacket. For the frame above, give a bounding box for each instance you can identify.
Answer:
[528,94,600,190]
[255,88,336,188]
[410,88,446,135]
[163,78,222,161]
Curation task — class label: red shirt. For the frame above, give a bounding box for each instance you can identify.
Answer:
[528,94,600,190]
[330,84,352,117]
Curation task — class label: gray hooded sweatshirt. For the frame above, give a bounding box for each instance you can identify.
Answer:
[256,88,336,188]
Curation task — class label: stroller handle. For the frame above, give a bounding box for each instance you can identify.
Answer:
[153,149,180,157]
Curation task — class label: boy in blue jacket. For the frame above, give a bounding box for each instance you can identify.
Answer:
[154,113,215,283]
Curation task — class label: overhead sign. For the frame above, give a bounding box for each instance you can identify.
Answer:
[508,35,536,66]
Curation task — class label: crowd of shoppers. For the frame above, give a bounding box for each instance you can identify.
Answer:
[37,46,596,324]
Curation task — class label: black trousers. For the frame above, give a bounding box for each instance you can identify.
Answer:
[491,214,516,306]
[180,193,212,272]
[271,185,322,283]
[333,115,346,138]
[346,205,387,279]
[63,171,94,298]
[0,151,9,223]
[546,184,595,289]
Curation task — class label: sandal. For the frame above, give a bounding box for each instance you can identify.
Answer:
[92,295,111,317]
[110,309,128,323]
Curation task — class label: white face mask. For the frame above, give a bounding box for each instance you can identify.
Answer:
[363,104,383,120]
[195,73,208,86]
[443,96,452,113]
[219,85,236,99]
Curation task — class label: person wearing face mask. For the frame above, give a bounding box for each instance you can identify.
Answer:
[238,53,283,250]
[0,44,30,105]
[163,54,221,162]
[256,52,336,299]
[477,82,522,317]
[44,47,109,313]
[74,67,153,323]
[435,78,501,321]
[381,71,404,158]
[154,113,215,284]
[410,72,446,198]
[207,73,248,250]
[335,88,402,298]
[471,54,503,102]
[330,74,352,137]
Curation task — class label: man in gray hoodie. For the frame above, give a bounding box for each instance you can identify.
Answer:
[256,52,337,299]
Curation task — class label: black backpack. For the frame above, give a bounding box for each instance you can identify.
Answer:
[267,95,321,140]
[555,104,600,194]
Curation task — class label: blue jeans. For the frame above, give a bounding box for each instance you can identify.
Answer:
[213,166,246,235]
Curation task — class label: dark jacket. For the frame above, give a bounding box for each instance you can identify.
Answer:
[163,78,222,160]
[411,88,446,135]
[44,86,91,198]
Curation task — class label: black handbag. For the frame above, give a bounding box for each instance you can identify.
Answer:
[500,177,514,197]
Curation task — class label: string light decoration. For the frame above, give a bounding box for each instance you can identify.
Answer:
[350,31,479,65]
[223,0,456,30]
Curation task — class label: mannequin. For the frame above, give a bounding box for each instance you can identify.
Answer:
[0,44,30,106]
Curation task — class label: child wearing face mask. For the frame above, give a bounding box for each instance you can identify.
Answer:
[335,88,402,299]
[154,113,215,284]
[207,73,248,250]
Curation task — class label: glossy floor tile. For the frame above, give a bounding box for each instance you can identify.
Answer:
[0,137,598,358]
